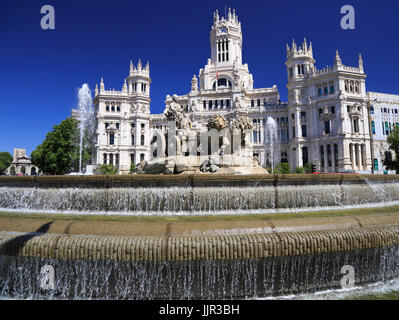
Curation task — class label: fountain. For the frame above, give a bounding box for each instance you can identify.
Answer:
[265,116,278,173]
[1,174,399,299]
[76,84,95,174]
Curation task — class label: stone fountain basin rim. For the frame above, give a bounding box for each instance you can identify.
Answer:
[1,224,399,262]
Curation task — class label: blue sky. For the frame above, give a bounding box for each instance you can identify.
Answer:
[1,0,398,156]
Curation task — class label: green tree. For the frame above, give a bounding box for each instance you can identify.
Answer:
[94,164,118,175]
[0,152,13,174]
[295,166,305,174]
[31,117,91,175]
[304,163,313,174]
[383,126,399,171]
[130,162,136,174]
[274,162,290,174]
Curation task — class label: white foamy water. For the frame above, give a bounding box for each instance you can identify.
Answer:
[260,278,399,300]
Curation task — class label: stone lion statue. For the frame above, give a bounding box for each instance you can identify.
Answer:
[206,114,228,131]
[231,115,254,131]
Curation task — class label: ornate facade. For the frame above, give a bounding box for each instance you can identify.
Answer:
[5,149,38,175]
[93,9,398,174]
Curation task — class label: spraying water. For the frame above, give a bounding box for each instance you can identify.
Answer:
[77,84,94,173]
[265,117,278,174]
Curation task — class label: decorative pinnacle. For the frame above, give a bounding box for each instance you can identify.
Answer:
[130,60,133,75]
[335,50,342,66]
[358,53,364,70]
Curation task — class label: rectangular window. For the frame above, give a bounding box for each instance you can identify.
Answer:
[226,99,230,107]
[257,99,260,107]
[301,124,307,137]
[385,122,389,135]
[109,133,114,145]
[251,100,254,107]
[253,131,258,143]
[292,126,296,138]
[203,101,206,110]
[353,119,358,133]
[370,106,374,114]
[325,121,331,134]
[371,121,375,134]
[281,129,286,142]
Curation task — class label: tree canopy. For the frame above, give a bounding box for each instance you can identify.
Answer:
[0,152,13,174]
[31,117,92,175]
[383,126,399,172]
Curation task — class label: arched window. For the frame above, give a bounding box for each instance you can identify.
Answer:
[324,87,328,95]
[106,105,109,111]
[117,106,120,112]
[318,88,322,96]
[103,153,107,165]
[319,108,323,115]
[330,85,335,94]
[141,135,145,145]
[140,154,145,162]
[109,153,113,165]
[111,105,115,112]
[320,146,324,168]
[212,78,232,90]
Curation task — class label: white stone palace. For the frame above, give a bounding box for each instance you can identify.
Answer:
[92,9,399,174]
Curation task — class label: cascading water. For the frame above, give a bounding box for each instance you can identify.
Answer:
[265,117,278,173]
[1,246,399,299]
[2,177,399,215]
[77,84,95,174]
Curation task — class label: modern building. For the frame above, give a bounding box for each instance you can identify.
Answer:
[368,92,399,174]
[91,9,399,174]
[5,148,39,175]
